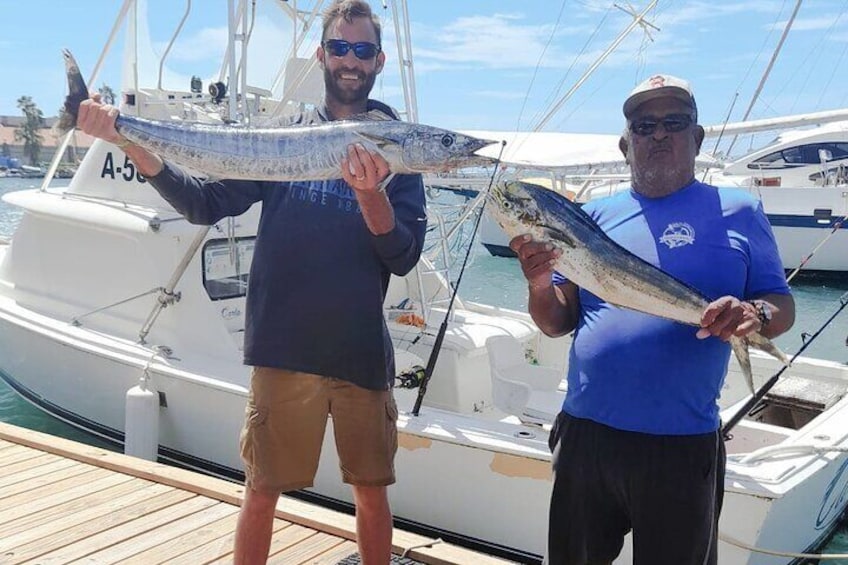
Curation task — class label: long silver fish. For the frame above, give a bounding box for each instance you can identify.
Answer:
[56,50,497,180]
[488,179,790,393]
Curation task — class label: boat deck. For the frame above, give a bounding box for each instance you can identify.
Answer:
[0,421,514,564]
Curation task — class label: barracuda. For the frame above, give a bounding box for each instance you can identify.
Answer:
[488,179,790,393]
[57,50,497,181]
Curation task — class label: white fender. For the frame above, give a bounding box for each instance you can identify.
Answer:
[124,375,160,461]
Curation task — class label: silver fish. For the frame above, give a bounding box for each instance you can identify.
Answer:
[57,50,496,180]
[488,179,790,393]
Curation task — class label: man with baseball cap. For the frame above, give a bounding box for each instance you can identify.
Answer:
[510,75,794,564]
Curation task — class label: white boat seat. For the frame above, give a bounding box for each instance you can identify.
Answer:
[487,335,565,425]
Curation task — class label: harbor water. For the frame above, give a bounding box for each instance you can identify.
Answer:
[0,176,846,562]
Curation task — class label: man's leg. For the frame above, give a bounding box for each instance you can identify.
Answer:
[234,486,279,565]
[237,368,330,564]
[352,484,393,564]
[330,379,398,564]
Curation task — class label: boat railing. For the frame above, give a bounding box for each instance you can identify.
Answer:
[738,441,848,465]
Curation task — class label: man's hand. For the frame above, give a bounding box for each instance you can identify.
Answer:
[697,296,761,341]
[77,93,125,145]
[509,234,561,291]
[342,143,390,194]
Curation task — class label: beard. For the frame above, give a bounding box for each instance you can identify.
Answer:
[631,160,693,197]
[323,65,377,106]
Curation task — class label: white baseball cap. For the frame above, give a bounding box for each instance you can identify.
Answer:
[623,74,698,120]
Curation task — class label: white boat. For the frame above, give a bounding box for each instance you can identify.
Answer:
[3,2,848,564]
[476,115,848,274]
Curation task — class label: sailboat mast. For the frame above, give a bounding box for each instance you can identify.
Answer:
[725,0,803,157]
[531,0,658,133]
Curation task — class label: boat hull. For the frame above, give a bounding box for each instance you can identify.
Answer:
[3,302,848,563]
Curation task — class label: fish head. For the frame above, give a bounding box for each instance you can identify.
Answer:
[487,180,549,239]
[400,127,499,172]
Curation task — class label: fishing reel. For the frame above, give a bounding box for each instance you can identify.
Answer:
[395,365,426,389]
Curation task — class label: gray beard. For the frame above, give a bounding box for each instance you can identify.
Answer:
[632,163,691,197]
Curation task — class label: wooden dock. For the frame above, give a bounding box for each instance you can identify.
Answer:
[0,422,516,564]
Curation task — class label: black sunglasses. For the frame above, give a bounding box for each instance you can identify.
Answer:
[629,114,694,136]
[323,39,381,60]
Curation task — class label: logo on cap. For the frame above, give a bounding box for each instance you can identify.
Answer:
[648,75,667,89]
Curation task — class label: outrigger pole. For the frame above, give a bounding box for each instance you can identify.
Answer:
[412,143,506,417]
[722,289,848,438]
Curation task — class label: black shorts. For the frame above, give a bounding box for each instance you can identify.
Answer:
[546,413,725,565]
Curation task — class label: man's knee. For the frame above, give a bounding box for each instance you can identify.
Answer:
[352,485,388,511]
[242,486,280,514]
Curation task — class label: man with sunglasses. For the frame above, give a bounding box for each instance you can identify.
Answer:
[75,1,425,564]
[511,75,794,564]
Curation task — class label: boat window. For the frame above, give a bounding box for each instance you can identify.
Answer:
[202,237,255,300]
[749,142,848,170]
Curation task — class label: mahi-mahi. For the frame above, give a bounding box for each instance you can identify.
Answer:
[488,179,790,393]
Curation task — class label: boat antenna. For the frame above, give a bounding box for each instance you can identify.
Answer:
[722,288,848,438]
[785,213,847,283]
[701,92,739,183]
[723,0,802,158]
[411,142,507,417]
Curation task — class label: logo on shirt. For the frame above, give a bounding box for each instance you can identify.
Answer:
[658,222,695,249]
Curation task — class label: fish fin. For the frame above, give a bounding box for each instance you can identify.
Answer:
[354,131,401,150]
[730,336,755,394]
[746,332,792,366]
[542,226,577,249]
[56,49,89,135]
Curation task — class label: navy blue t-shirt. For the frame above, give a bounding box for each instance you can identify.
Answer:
[147,101,427,390]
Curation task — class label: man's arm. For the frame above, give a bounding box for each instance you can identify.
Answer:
[76,95,261,224]
[78,95,164,178]
[751,293,795,339]
[511,235,580,337]
[342,143,426,276]
[698,292,795,342]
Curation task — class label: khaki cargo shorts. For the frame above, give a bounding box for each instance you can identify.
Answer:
[239,367,398,493]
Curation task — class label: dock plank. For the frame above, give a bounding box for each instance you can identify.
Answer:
[118,512,239,565]
[268,531,348,563]
[0,456,79,489]
[29,495,219,564]
[291,539,359,564]
[0,482,174,550]
[76,501,238,564]
[6,489,197,564]
[0,470,134,528]
[0,422,517,565]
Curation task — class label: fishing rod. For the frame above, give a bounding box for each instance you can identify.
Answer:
[722,289,848,438]
[411,142,506,417]
[785,213,847,283]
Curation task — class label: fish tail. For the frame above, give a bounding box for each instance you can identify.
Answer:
[746,332,791,366]
[730,336,754,394]
[730,333,791,395]
[55,49,89,135]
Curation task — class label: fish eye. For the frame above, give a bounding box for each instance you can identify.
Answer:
[440,134,455,148]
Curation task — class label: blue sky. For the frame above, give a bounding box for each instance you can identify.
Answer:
[1,0,847,155]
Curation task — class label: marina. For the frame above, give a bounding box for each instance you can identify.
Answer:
[1,0,848,563]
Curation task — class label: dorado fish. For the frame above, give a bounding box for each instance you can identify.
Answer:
[56,50,496,181]
[488,179,790,393]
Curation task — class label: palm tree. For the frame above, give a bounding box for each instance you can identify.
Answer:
[98,84,117,106]
[14,96,44,166]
